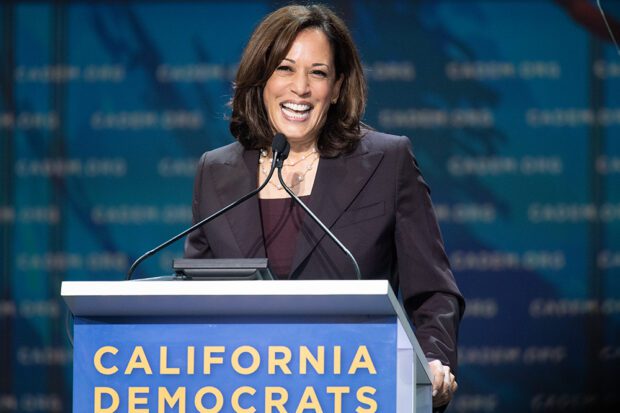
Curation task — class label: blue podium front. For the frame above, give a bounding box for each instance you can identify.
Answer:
[62,280,432,413]
[74,315,396,412]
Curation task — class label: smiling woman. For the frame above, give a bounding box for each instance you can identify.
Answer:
[229,4,366,158]
[258,28,342,198]
[261,28,343,149]
[184,4,464,410]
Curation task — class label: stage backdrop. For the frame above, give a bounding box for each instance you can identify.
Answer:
[1,1,619,412]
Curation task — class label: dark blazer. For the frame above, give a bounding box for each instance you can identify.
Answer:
[185,130,465,372]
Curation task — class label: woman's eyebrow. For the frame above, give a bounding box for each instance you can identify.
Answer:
[282,58,330,68]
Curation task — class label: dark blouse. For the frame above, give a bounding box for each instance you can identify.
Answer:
[259,195,310,279]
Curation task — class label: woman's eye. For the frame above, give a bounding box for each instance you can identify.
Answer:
[276,65,293,72]
[312,70,328,78]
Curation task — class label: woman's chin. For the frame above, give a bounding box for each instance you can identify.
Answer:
[277,128,316,143]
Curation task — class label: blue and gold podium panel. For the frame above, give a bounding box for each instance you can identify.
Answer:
[74,316,397,413]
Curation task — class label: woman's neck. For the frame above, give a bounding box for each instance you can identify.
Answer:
[287,138,318,161]
[289,140,315,153]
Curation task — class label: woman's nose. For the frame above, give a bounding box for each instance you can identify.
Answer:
[290,72,310,96]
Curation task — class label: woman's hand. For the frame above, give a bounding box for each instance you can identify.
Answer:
[428,359,458,407]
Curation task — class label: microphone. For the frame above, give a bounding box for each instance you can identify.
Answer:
[597,0,620,55]
[126,133,288,279]
[275,141,290,168]
[276,139,362,280]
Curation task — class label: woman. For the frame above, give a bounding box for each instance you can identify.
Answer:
[185,4,464,409]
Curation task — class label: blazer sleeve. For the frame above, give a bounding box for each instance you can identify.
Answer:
[393,136,465,374]
[184,152,212,258]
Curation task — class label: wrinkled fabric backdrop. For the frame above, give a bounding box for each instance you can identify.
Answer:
[1,1,619,412]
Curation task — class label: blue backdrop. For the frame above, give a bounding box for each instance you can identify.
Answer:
[1,1,619,411]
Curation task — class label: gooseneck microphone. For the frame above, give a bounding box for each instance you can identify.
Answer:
[276,140,362,280]
[126,133,289,279]
[597,0,620,56]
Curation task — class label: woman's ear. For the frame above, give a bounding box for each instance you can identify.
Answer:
[332,74,344,104]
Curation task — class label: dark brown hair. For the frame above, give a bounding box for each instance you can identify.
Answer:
[229,4,367,157]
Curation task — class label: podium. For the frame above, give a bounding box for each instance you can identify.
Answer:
[61,280,432,412]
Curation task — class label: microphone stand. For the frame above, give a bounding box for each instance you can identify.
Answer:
[126,137,287,280]
[276,153,362,280]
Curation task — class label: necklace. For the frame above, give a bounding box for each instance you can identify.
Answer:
[258,146,317,167]
[259,147,319,190]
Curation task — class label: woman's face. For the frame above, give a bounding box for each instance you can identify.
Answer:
[263,28,343,147]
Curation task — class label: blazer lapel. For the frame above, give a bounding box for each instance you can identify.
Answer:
[289,142,384,277]
[210,147,266,258]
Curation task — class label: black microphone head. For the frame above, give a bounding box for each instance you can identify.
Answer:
[280,141,290,161]
[271,133,288,155]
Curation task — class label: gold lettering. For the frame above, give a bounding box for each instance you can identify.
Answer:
[326,386,350,413]
[348,346,376,375]
[268,346,292,375]
[94,387,119,413]
[265,387,288,413]
[159,387,186,411]
[128,387,149,413]
[203,346,225,374]
[187,346,195,375]
[295,387,323,413]
[125,346,153,375]
[232,346,260,375]
[195,386,223,413]
[232,386,256,413]
[333,346,341,374]
[160,346,181,375]
[94,346,119,375]
[355,387,377,413]
[299,346,324,374]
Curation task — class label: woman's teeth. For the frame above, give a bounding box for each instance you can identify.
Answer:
[281,102,311,120]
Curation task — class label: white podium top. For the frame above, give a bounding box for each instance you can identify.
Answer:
[61,279,399,317]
